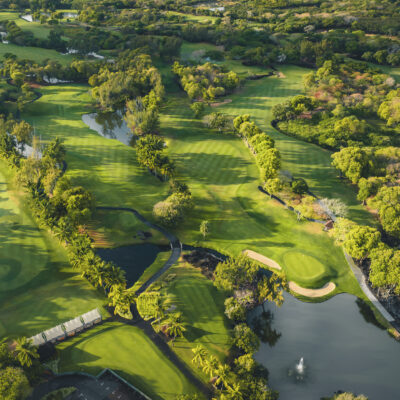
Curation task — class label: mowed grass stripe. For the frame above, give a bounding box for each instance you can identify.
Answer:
[57,322,200,400]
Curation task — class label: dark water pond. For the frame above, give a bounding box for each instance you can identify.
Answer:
[249,293,400,400]
[97,244,169,287]
[82,112,132,146]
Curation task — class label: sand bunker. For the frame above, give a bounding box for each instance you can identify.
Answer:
[289,281,336,298]
[243,250,282,270]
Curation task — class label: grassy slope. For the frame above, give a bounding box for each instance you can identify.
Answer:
[0,43,74,65]
[217,64,374,225]
[57,322,201,400]
[0,11,52,39]
[160,261,231,380]
[22,84,168,215]
[131,251,172,293]
[159,70,362,297]
[0,161,107,340]
[22,79,363,295]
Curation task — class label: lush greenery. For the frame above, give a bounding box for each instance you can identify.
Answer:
[57,322,200,400]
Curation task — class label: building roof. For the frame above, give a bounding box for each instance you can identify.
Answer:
[43,325,65,341]
[64,316,84,333]
[81,308,102,325]
[30,333,46,346]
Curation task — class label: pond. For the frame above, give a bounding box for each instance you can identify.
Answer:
[249,293,400,400]
[82,112,132,146]
[96,244,169,287]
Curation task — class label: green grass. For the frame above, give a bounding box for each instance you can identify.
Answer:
[160,262,231,380]
[156,63,363,298]
[216,64,374,226]
[0,161,107,340]
[89,209,169,248]
[131,251,172,293]
[282,251,327,287]
[0,11,52,39]
[57,321,201,400]
[0,42,74,65]
[22,84,168,215]
[20,79,364,298]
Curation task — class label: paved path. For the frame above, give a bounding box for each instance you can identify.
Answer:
[96,206,181,295]
[343,250,395,322]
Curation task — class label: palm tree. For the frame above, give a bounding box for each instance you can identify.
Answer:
[108,285,136,319]
[152,296,171,328]
[202,355,219,378]
[105,264,126,291]
[215,364,230,388]
[165,312,186,344]
[227,382,243,400]
[14,337,39,367]
[191,345,208,367]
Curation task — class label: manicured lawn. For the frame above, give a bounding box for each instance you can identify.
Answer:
[0,11,52,39]
[0,43,74,64]
[159,87,363,298]
[160,262,231,379]
[131,251,171,293]
[21,80,363,298]
[282,251,327,287]
[57,322,201,400]
[22,84,168,215]
[0,161,107,340]
[216,64,374,226]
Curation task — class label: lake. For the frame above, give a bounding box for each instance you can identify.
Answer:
[249,293,400,400]
[82,112,132,146]
[97,244,169,288]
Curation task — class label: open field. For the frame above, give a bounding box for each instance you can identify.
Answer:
[57,321,201,400]
[0,11,52,39]
[0,161,107,340]
[0,42,74,64]
[160,261,231,379]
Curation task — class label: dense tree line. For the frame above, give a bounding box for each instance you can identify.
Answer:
[192,254,287,399]
[0,116,135,320]
[234,114,281,182]
[274,61,400,150]
[172,61,240,101]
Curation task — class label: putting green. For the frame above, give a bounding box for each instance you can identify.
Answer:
[283,251,327,286]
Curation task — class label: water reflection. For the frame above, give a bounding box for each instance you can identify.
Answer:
[82,112,133,146]
[251,310,281,347]
[249,293,400,400]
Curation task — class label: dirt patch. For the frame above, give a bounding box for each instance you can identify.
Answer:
[81,225,113,248]
[276,71,286,78]
[243,250,282,271]
[210,98,232,107]
[28,82,42,89]
[289,281,336,298]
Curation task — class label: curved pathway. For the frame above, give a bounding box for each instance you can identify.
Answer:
[270,119,397,325]
[96,206,181,295]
